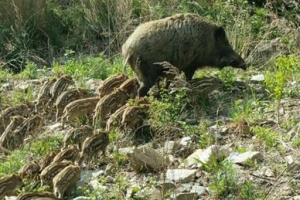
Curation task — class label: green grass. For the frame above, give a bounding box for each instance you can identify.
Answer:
[251,126,282,150]
[208,160,264,199]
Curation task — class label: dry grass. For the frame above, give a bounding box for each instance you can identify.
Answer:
[0,0,46,26]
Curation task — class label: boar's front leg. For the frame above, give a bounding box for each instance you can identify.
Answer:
[183,66,197,81]
[136,61,162,97]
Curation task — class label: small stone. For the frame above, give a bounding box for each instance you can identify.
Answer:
[157,181,176,190]
[208,125,223,138]
[118,147,134,156]
[4,197,17,200]
[164,140,179,154]
[165,169,197,183]
[1,83,12,91]
[167,154,176,163]
[134,186,162,200]
[16,82,31,91]
[262,167,274,177]
[177,183,193,192]
[72,197,90,200]
[250,74,265,82]
[191,185,207,196]
[92,169,105,178]
[47,123,62,131]
[180,137,192,146]
[90,179,108,191]
[285,155,294,164]
[106,176,114,183]
[255,166,274,177]
[181,145,230,168]
[227,151,263,165]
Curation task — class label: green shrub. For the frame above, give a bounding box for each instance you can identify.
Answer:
[148,88,187,127]
[209,160,263,199]
[264,54,300,100]
[251,126,282,149]
[18,61,39,79]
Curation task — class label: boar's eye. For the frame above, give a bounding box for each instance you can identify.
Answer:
[215,27,226,40]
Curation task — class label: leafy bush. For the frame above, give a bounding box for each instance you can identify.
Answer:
[264,54,300,100]
[148,88,187,127]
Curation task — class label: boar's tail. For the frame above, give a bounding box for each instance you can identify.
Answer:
[122,55,130,75]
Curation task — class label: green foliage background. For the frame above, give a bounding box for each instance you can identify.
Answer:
[0,0,298,73]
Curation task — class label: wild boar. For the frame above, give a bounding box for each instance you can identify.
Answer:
[122,13,247,96]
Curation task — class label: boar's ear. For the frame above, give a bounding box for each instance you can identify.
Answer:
[215,26,226,40]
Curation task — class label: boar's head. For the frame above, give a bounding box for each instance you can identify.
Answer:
[213,27,247,70]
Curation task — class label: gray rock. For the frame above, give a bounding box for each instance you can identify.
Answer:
[165,169,197,183]
[191,185,207,196]
[47,123,61,131]
[15,82,31,91]
[4,197,17,200]
[292,196,300,200]
[73,197,91,200]
[119,147,134,156]
[157,181,176,190]
[177,183,193,192]
[127,146,169,172]
[180,136,192,146]
[106,175,114,183]
[164,140,180,154]
[89,179,108,192]
[0,82,12,91]
[250,74,265,82]
[77,169,107,194]
[181,145,230,168]
[227,151,263,165]
[253,166,274,178]
[93,170,105,178]
[209,125,227,136]
[134,186,163,200]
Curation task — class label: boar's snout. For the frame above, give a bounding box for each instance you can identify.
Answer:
[230,55,247,70]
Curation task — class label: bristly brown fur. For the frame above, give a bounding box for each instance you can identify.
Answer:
[122,13,246,96]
